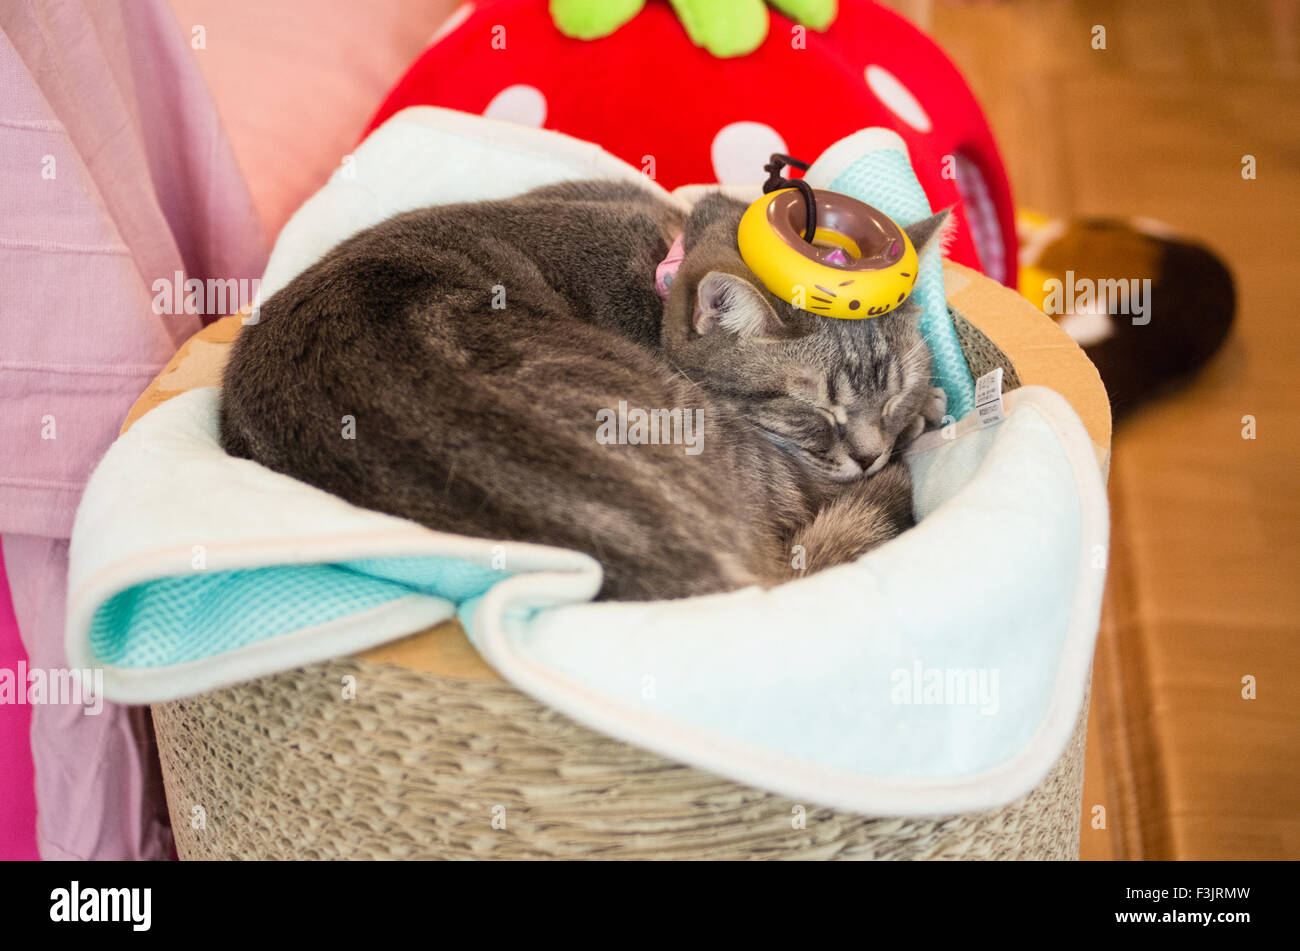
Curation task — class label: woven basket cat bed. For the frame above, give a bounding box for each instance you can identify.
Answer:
[130,267,1110,860]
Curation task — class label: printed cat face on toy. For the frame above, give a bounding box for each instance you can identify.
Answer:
[663,193,949,482]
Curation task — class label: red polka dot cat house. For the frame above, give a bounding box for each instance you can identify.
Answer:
[369,0,1016,286]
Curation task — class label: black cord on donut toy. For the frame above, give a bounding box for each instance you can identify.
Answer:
[762,153,816,245]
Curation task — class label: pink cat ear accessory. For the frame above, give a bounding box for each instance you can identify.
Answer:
[655,234,686,298]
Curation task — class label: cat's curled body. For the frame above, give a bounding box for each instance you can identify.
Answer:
[221,181,946,600]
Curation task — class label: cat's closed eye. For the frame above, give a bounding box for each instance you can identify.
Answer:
[755,397,836,448]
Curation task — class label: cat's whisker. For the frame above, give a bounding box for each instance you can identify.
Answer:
[896,324,947,366]
[665,361,702,391]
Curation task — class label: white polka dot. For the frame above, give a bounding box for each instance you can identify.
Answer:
[710,121,787,185]
[864,65,932,133]
[428,2,474,46]
[483,85,547,127]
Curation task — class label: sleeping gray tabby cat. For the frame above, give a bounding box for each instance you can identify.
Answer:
[220,181,948,600]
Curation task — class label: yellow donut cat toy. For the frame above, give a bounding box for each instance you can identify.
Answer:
[738,185,919,320]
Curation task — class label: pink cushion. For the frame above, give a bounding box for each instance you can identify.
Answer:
[169,0,464,236]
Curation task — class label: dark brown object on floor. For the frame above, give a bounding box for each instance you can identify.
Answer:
[1040,220,1236,421]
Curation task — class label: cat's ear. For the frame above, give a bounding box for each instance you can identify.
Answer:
[903,208,955,256]
[693,272,782,339]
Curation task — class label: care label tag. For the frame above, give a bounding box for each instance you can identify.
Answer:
[974,367,1006,429]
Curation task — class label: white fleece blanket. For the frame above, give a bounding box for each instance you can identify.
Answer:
[66,108,1108,816]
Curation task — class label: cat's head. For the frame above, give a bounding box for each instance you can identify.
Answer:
[662,193,950,483]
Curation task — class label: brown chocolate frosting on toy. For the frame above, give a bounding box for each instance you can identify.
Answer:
[767,189,907,271]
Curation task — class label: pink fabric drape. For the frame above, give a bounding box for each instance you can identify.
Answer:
[0,0,266,859]
[0,545,37,861]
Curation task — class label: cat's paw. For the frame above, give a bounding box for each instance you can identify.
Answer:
[922,386,948,429]
[900,414,925,446]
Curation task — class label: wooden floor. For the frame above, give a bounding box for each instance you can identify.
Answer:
[926,0,1300,859]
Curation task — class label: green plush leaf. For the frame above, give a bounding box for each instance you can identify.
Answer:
[668,0,770,58]
[550,0,839,56]
[550,0,646,40]
[768,0,838,32]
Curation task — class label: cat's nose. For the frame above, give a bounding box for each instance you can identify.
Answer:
[851,451,879,471]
